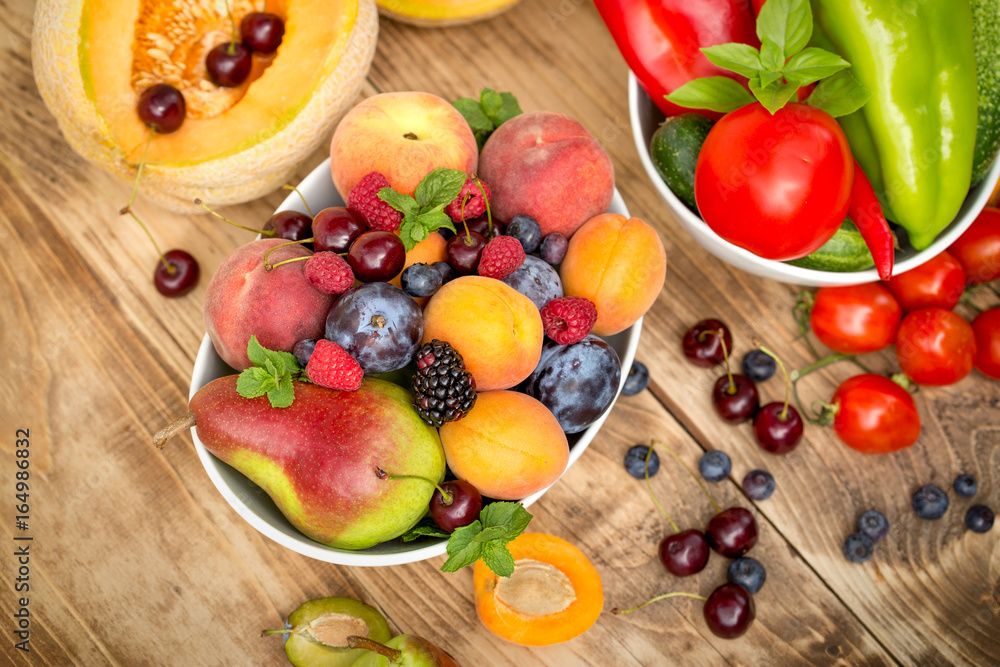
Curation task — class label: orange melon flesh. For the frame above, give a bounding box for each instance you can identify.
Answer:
[80,0,358,167]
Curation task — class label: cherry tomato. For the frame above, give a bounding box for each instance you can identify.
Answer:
[810,283,901,354]
[885,250,966,312]
[831,374,920,454]
[694,102,853,260]
[948,206,1000,285]
[895,309,977,386]
[972,308,1000,380]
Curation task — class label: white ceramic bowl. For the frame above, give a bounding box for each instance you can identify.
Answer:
[629,72,1000,287]
[188,158,641,566]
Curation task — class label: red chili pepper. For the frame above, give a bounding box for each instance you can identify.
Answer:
[849,159,895,281]
[594,0,759,119]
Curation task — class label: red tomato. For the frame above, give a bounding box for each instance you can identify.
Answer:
[885,250,966,312]
[694,103,853,260]
[810,283,902,354]
[948,206,1000,285]
[972,308,1000,380]
[895,309,977,386]
[831,374,920,454]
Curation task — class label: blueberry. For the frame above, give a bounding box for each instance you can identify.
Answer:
[843,532,874,564]
[400,262,443,298]
[506,215,543,253]
[431,261,454,284]
[622,361,650,396]
[857,509,889,543]
[540,232,568,265]
[741,350,776,382]
[726,557,766,594]
[965,505,994,533]
[699,451,732,482]
[742,469,775,500]
[624,445,659,479]
[293,338,317,368]
[953,473,977,498]
[912,484,949,520]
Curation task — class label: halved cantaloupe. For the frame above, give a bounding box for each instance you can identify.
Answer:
[377,0,521,26]
[32,0,378,212]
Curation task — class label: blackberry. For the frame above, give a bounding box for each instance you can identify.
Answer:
[411,340,477,427]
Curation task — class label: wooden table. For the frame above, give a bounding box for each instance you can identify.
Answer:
[2,1,999,664]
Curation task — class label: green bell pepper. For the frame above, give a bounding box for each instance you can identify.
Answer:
[811,0,979,250]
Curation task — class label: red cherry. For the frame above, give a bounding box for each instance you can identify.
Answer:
[711,374,760,423]
[704,583,755,639]
[429,481,482,533]
[682,320,733,367]
[154,249,199,297]
[137,84,186,134]
[347,231,406,282]
[264,211,313,242]
[241,12,285,55]
[658,529,710,577]
[446,230,486,275]
[705,507,758,558]
[752,402,803,454]
[313,207,367,253]
[206,42,252,87]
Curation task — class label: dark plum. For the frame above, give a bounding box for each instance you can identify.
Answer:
[711,374,760,423]
[429,480,483,533]
[293,339,317,368]
[705,507,758,558]
[313,207,367,253]
[347,231,406,282]
[704,584,755,639]
[540,232,568,265]
[325,282,422,374]
[682,319,732,367]
[264,210,313,243]
[659,529,710,577]
[501,255,564,310]
[400,263,442,298]
[522,335,621,433]
[505,215,543,253]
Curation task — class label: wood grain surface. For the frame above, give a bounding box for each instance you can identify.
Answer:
[1,0,998,665]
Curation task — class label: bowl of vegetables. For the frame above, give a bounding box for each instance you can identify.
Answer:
[621,0,1000,287]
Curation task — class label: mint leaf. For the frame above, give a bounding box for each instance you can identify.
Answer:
[246,336,268,367]
[782,48,850,86]
[378,188,419,217]
[480,88,503,120]
[480,541,516,578]
[750,79,799,114]
[452,97,492,133]
[264,357,279,379]
[439,502,533,577]
[440,520,483,572]
[495,93,522,125]
[480,501,532,538]
[414,168,466,209]
[806,69,873,118]
[236,369,269,399]
[756,0,812,60]
[401,520,451,542]
[701,43,765,79]
[267,373,295,409]
[666,77,755,113]
[263,348,301,375]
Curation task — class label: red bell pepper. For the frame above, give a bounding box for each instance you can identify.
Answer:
[849,160,895,281]
[594,0,760,119]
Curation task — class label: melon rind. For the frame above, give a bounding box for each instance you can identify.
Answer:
[377,0,520,26]
[32,0,379,213]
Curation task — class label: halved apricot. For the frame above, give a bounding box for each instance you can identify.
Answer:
[473,532,603,646]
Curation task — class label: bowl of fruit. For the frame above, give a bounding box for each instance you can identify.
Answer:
[616,0,1000,287]
[168,90,666,567]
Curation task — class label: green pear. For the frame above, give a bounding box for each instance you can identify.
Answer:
[262,597,392,667]
[347,635,460,667]
[154,376,445,549]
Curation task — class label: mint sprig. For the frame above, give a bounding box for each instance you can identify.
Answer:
[452,88,523,150]
[378,168,468,251]
[236,336,307,408]
[439,501,533,577]
[400,518,451,542]
[666,0,868,116]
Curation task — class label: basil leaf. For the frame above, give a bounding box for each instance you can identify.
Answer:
[756,0,812,60]
[782,47,851,86]
[414,168,466,209]
[749,79,800,115]
[666,77,755,113]
[701,43,765,79]
[806,69,873,118]
[759,38,785,72]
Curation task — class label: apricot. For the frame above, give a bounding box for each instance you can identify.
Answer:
[421,276,543,391]
[439,391,568,501]
[560,213,666,336]
[474,532,603,646]
[478,111,614,238]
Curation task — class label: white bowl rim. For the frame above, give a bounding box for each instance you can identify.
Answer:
[188,159,642,566]
[628,72,1000,286]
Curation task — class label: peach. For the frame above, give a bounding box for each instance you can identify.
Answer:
[204,239,334,370]
[478,110,614,238]
[439,391,568,500]
[330,92,478,199]
[421,276,543,391]
[560,213,666,336]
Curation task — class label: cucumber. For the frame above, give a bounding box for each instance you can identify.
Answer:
[649,113,714,211]
[786,221,876,272]
[972,0,1000,186]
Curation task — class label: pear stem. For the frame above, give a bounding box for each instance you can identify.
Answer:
[653,440,721,514]
[377,469,451,503]
[611,591,707,615]
[281,185,315,217]
[347,636,401,661]
[153,412,196,449]
[195,198,275,236]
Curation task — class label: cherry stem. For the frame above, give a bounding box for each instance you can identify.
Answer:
[473,176,493,237]
[125,128,154,212]
[643,441,679,533]
[124,209,174,274]
[715,328,736,394]
[611,591,707,615]
[460,196,471,242]
[195,198,275,236]
[281,185,315,218]
[756,344,791,420]
[224,0,237,54]
[653,440,721,514]
[379,470,452,503]
[267,255,309,271]
[347,636,401,662]
[262,238,315,270]
[119,128,175,274]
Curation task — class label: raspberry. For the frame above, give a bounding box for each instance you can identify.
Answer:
[540,296,598,345]
[477,236,525,280]
[445,178,491,222]
[347,172,403,232]
[305,340,363,391]
[304,252,354,295]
